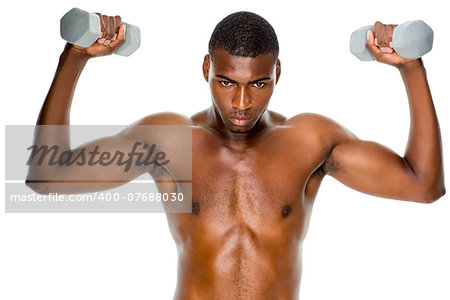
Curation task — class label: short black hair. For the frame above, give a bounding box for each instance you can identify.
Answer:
[208,11,279,60]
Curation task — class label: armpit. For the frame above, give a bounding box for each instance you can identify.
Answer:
[312,162,327,178]
[323,156,340,175]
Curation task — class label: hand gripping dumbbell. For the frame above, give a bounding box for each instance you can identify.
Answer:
[350,20,433,61]
[60,7,141,56]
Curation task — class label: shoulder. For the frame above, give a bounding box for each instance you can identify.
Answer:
[285,112,335,128]
[133,112,194,126]
[285,113,360,175]
[116,112,194,145]
[283,113,359,156]
[286,113,356,139]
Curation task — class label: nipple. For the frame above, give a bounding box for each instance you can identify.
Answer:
[192,202,200,215]
[282,205,291,218]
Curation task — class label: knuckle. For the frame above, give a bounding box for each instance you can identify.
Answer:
[104,23,112,39]
[108,16,116,39]
[97,16,105,33]
[114,16,121,32]
[101,16,108,32]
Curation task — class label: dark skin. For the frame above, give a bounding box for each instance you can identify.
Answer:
[27,14,445,299]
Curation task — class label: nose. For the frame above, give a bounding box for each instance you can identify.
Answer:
[232,86,252,111]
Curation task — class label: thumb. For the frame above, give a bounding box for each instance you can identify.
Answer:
[365,30,382,59]
[109,24,126,49]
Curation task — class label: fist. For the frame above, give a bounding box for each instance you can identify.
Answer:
[70,13,126,58]
[373,21,396,53]
[366,21,418,67]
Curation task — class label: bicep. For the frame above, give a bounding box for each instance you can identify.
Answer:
[27,112,191,194]
[292,113,426,202]
[326,138,424,202]
[27,130,153,194]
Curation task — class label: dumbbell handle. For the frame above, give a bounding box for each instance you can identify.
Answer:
[350,20,433,61]
[60,8,141,56]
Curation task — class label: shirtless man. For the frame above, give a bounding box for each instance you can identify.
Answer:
[27,11,445,299]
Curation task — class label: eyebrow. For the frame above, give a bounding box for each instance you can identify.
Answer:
[215,74,271,85]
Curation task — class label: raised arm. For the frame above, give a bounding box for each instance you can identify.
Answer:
[322,22,445,203]
[26,13,191,194]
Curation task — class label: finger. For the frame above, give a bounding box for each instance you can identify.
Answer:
[100,15,110,44]
[374,21,382,40]
[95,13,106,44]
[110,16,121,42]
[388,25,396,52]
[373,21,383,48]
[108,24,126,50]
[380,24,396,52]
[381,25,389,48]
[114,16,122,33]
[377,22,386,48]
[102,16,114,43]
[109,16,116,40]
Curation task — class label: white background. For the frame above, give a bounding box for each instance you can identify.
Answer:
[1,0,449,299]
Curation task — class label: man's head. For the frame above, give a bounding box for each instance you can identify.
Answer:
[203,11,281,136]
[208,11,279,61]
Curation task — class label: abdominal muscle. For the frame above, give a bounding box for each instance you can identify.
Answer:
[170,212,305,300]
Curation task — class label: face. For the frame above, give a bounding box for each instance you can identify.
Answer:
[202,49,281,135]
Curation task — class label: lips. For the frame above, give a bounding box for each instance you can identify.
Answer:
[228,117,251,126]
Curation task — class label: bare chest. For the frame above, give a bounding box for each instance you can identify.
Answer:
[164,126,328,243]
[189,128,324,226]
[192,150,304,222]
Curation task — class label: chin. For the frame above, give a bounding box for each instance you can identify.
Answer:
[227,123,253,133]
[229,128,249,133]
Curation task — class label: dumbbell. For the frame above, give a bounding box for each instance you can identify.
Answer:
[350,20,433,61]
[60,7,141,56]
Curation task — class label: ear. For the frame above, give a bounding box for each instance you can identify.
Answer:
[275,59,281,84]
[202,54,210,82]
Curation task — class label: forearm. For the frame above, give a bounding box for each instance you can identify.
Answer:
[38,43,89,125]
[27,45,89,182]
[34,44,89,149]
[400,59,445,194]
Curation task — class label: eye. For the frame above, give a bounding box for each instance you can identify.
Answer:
[252,82,266,88]
[219,80,234,87]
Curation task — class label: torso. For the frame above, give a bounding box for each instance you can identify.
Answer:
[154,110,332,300]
